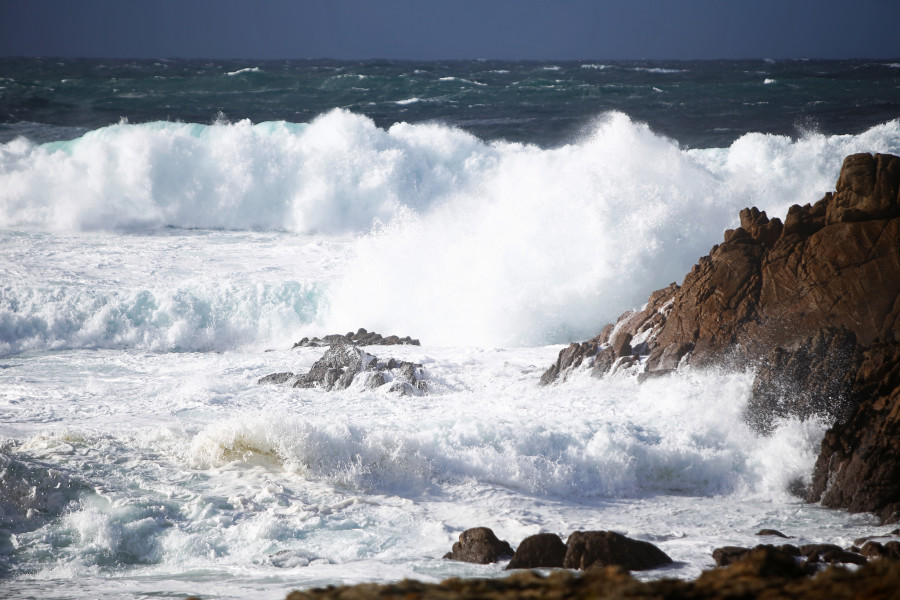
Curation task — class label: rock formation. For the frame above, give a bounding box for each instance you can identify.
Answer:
[563,530,673,571]
[259,340,427,395]
[287,547,900,600]
[540,153,900,523]
[505,533,568,570]
[443,527,514,564]
[293,328,420,348]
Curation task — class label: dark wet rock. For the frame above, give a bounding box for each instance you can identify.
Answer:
[795,543,866,566]
[293,329,419,348]
[806,339,900,523]
[443,527,513,564]
[506,533,568,570]
[756,529,791,538]
[746,328,863,435]
[287,557,900,600]
[563,530,672,571]
[259,341,426,394]
[712,546,751,567]
[861,540,900,560]
[257,372,294,385]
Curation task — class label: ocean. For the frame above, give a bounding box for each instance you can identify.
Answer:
[1,57,900,599]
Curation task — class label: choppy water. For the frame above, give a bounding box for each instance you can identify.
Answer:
[1,58,899,599]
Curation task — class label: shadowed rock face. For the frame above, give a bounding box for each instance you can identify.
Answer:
[540,153,900,523]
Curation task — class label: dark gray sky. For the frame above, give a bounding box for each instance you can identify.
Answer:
[2,0,898,60]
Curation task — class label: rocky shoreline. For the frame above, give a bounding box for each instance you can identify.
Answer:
[542,152,900,524]
[267,153,900,599]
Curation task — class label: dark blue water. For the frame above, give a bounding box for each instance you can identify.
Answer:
[2,57,899,147]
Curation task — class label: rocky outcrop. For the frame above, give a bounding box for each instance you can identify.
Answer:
[287,547,900,600]
[505,533,568,570]
[259,341,427,395]
[293,328,420,348]
[443,527,513,564]
[563,530,673,571]
[806,339,900,522]
[540,153,900,523]
[542,152,900,383]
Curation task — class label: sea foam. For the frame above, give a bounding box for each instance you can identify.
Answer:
[2,111,900,348]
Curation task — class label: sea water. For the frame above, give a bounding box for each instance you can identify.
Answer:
[2,58,900,599]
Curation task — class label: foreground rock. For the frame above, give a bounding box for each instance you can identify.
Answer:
[540,153,900,522]
[505,533,567,569]
[287,547,900,600]
[443,528,513,564]
[259,341,427,395]
[293,328,420,348]
[563,530,673,571]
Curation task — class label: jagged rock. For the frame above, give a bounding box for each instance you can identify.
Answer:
[563,531,672,571]
[259,341,426,394]
[746,328,862,435]
[257,372,294,385]
[292,342,374,391]
[506,533,568,570]
[544,152,900,384]
[292,328,420,348]
[540,283,678,384]
[807,339,900,522]
[540,153,900,523]
[443,527,514,564]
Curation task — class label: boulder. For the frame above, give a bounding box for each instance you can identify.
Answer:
[563,531,672,571]
[505,533,568,570]
[259,341,427,394]
[443,527,514,564]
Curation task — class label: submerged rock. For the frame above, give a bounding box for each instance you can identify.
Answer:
[443,527,514,564]
[258,341,427,394]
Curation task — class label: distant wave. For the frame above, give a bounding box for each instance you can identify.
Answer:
[225,67,262,76]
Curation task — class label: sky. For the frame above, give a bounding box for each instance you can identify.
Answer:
[1,0,898,61]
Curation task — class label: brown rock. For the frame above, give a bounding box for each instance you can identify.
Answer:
[443,527,513,564]
[807,340,900,522]
[286,553,900,600]
[756,529,791,538]
[541,152,900,521]
[563,530,672,571]
[506,533,567,570]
